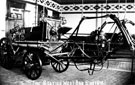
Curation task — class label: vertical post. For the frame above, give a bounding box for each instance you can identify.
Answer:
[42,6,45,41]
[95,1,98,30]
[0,0,7,39]
[130,49,135,84]
[35,0,37,26]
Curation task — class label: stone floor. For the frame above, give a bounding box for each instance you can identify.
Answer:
[0,59,135,85]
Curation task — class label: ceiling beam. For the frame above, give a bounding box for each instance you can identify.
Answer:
[53,0,134,4]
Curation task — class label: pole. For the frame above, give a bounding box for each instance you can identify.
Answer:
[0,0,7,39]
[42,6,45,41]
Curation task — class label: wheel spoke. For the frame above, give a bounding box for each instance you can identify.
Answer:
[56,63,59,69]
[34,64,41,69]
[26,65,41,79]
[23,51,42,80]
[59,63,61,71]
[60,60,67,67]
[2,57,6,65]
[51,58,69,72]
[31,69,37,78]
[60,63,64,70]
[29,70,36,78]
[52,62,57,66]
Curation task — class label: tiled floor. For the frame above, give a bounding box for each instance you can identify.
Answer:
[0,59,135,85]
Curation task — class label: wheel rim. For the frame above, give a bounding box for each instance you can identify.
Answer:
[26,65,42,79]
[51,58,69,73]
[1,39,9,51]
[0,38,13,69]
[23,52,42,80]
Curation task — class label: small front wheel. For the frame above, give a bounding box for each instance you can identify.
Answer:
[51,57,69,73]
[0,38,14,69]
[23,51,42,80]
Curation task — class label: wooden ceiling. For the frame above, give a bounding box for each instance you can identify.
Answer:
[52,0,134,4]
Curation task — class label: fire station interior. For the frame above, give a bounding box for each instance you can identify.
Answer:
[0,0,135,85]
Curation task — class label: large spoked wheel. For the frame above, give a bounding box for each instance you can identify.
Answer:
[51,56,69,73]
[0,38,14,69]
[23,51,42,80]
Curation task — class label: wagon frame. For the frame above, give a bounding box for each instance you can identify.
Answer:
[0,14,135,80]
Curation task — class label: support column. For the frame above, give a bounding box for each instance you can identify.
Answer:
[0,0,6,39]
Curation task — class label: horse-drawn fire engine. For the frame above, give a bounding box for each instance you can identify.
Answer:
[0,14,135,80]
